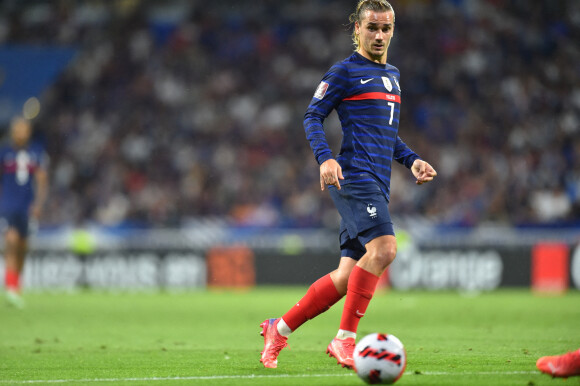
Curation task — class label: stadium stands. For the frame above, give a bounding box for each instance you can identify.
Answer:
[1,0,579,229]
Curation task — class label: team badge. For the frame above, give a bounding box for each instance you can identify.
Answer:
[314,81,329,99]
[382,76,392,92]
[367,204,378,219]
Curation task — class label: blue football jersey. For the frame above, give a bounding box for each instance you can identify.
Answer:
[304,52,420,200]
[0,142,48,213]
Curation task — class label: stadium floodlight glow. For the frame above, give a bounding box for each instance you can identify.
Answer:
[23,96,40,119]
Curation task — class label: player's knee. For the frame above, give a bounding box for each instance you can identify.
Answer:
[5,228,18,240]
[331,270,350,295]
[4,229,19,248]
[368,242,397,269]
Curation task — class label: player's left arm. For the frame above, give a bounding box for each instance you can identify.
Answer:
[393,136,437,185]
[411,159,437,185]
[31,153,49,220]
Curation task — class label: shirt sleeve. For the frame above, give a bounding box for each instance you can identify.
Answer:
[303,63,349,165]
[393,135,420,169]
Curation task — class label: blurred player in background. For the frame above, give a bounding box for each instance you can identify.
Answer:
[537,349,580,378]
[260,0,436,369]
[1,116,48,308]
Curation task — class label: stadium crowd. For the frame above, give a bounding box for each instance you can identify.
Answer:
[1,0,579,229]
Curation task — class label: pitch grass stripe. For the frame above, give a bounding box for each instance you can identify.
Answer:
[0,371,540,384]
[419,370,538,375]
[0,374,350,384]
[2,374,351,385]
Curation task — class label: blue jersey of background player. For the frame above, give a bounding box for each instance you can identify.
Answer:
[259,0,437,370]
[1,116,49,307]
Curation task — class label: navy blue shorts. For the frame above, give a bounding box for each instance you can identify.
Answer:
[328,180,395,261]
[0,210,31,237]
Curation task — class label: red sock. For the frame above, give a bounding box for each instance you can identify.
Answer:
[282,274,343,331]
[5,269,20,291]
[339,265,379,333]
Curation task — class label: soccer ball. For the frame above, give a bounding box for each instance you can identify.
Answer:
[354,333,406,384]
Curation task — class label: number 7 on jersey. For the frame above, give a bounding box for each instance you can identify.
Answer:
[387,102,395,125]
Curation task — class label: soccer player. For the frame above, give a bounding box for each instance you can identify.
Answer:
[260,0,436,369]
[537,349,580,378]
[1,116,49,307]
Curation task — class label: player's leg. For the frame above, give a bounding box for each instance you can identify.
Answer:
[260,221,361,368]
[4,227,26,308]
[325,180,396,368]
[4,228,21,290]
[329,256,357,294]
[16,236,28,273]
[4,212,29,307]
[260,257,355,368]
[280,256,355,333]
[327,235,396,368]
[339,235,395,334]
[356,235,396,276]
[537,348,580,378]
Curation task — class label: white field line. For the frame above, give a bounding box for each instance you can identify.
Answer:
[0,371,540,384]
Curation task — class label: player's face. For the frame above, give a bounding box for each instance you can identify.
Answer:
[11,118,32,148]
[356,10,394,64]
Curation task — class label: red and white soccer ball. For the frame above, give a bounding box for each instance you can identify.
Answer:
[354,333,407,384]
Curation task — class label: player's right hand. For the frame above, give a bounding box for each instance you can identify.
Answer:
[320,159,344,191]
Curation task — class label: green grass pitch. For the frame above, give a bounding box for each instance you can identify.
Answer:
[1,287,579,385]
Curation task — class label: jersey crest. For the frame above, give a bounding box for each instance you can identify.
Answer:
[382,76,393,92]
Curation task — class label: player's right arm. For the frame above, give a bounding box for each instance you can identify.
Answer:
[303,64,349,190]
[319,159,344,191]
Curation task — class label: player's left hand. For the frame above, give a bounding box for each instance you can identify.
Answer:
[411,159,437,185]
